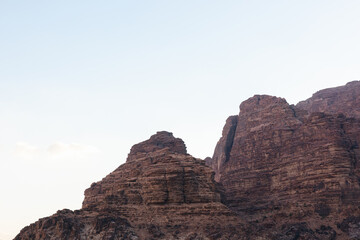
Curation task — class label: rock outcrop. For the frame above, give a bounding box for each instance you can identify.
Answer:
[297,80,360,118]
[15,81,360,239]
[126,131,187,162]
[15,132,245,240]
[210,115,238,182]
[209,85,360,239]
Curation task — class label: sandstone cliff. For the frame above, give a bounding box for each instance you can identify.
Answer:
[15,132,245,240]
[297,81,360,118]
[15,81,360,240]
[209,83,360,239]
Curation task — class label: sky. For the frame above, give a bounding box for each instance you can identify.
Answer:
[1,1,360,239]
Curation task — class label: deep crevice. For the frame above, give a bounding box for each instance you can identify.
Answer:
[224,117,238,163]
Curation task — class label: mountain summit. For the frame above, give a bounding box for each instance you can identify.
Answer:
[16,81,360,239]
[16,131,244,240]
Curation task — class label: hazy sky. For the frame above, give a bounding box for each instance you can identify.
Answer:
[1,1,360,239]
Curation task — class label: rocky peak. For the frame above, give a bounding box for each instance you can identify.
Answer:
[297,80,360,118]
[239,95,288,113]
[16,132,244,240]
[206,82,360,239]
[210,95,306,181]
[83,132,223,209]
[238,95,307,135]
[238,95,305,128]
[15,81,360,240]
[126,131,187,162]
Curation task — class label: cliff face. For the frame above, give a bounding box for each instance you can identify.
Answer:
[15,81,360,240]
[209,84,360,239]
[297,81,360,118]
[82,131,222,208]
[15,132,245,240]
[210,115,238,182]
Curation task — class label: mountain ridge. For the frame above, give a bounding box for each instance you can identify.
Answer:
[15,80,360,240]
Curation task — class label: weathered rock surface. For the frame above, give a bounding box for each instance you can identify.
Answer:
[209,86,360,239]
[16,81,360,239]
[210,115,238,182]
[126,131,187,162]
[297,80,360,118]
[15,132,245,240]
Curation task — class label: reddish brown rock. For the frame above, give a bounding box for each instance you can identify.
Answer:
[82,132,223,209]
[209,92,360,239]
[126,131,187,162]
[204,157,213,169]
[297,80,360,118]
[210,115,238,182]
[15,209,137,240]
[16,81,360,239]
[15,132,245,240]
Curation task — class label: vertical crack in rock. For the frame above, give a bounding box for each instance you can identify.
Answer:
[224,119,237,163]
[290,105,297,118]
[209,115,238,181]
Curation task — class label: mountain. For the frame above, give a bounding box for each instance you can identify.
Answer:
[208,81,360,239]
[15,131,245,240]
[15,81,360,239]
[297,81,360,118]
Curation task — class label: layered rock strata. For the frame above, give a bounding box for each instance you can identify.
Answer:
[16,131,245,240]
[209,90,360,239]
[297,80,360,118]
[16,81,360,239]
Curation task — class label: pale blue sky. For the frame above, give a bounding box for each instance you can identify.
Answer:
[1,1,360,239]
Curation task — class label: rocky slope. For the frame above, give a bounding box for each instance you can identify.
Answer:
[15,131,245,240]
[208,82,360,239]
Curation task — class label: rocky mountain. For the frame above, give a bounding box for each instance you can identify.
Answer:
[15,131,245,240]
[15,81,360,239]
[297,81,360,118]
[208,81,360,239]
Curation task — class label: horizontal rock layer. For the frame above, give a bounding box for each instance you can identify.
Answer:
[297,80,360,118]
[126,131,187,162]
[16,132,245,240]
[16,81,360,240]
[209,88,360,239]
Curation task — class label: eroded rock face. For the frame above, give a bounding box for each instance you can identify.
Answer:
[297,80,360,118]
[16,81,360,239]
[126,131,187,162]
[16,132,245,240]
[15,209,138,240]
[83,134,221,208]
[209,90,360,239]
[210,115,238,182]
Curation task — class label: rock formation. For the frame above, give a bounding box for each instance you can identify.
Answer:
[15,131,245,240]
[297,80,360,118]
[15,81,360,239]
[209,83,360,239]
[210,115,238,182]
